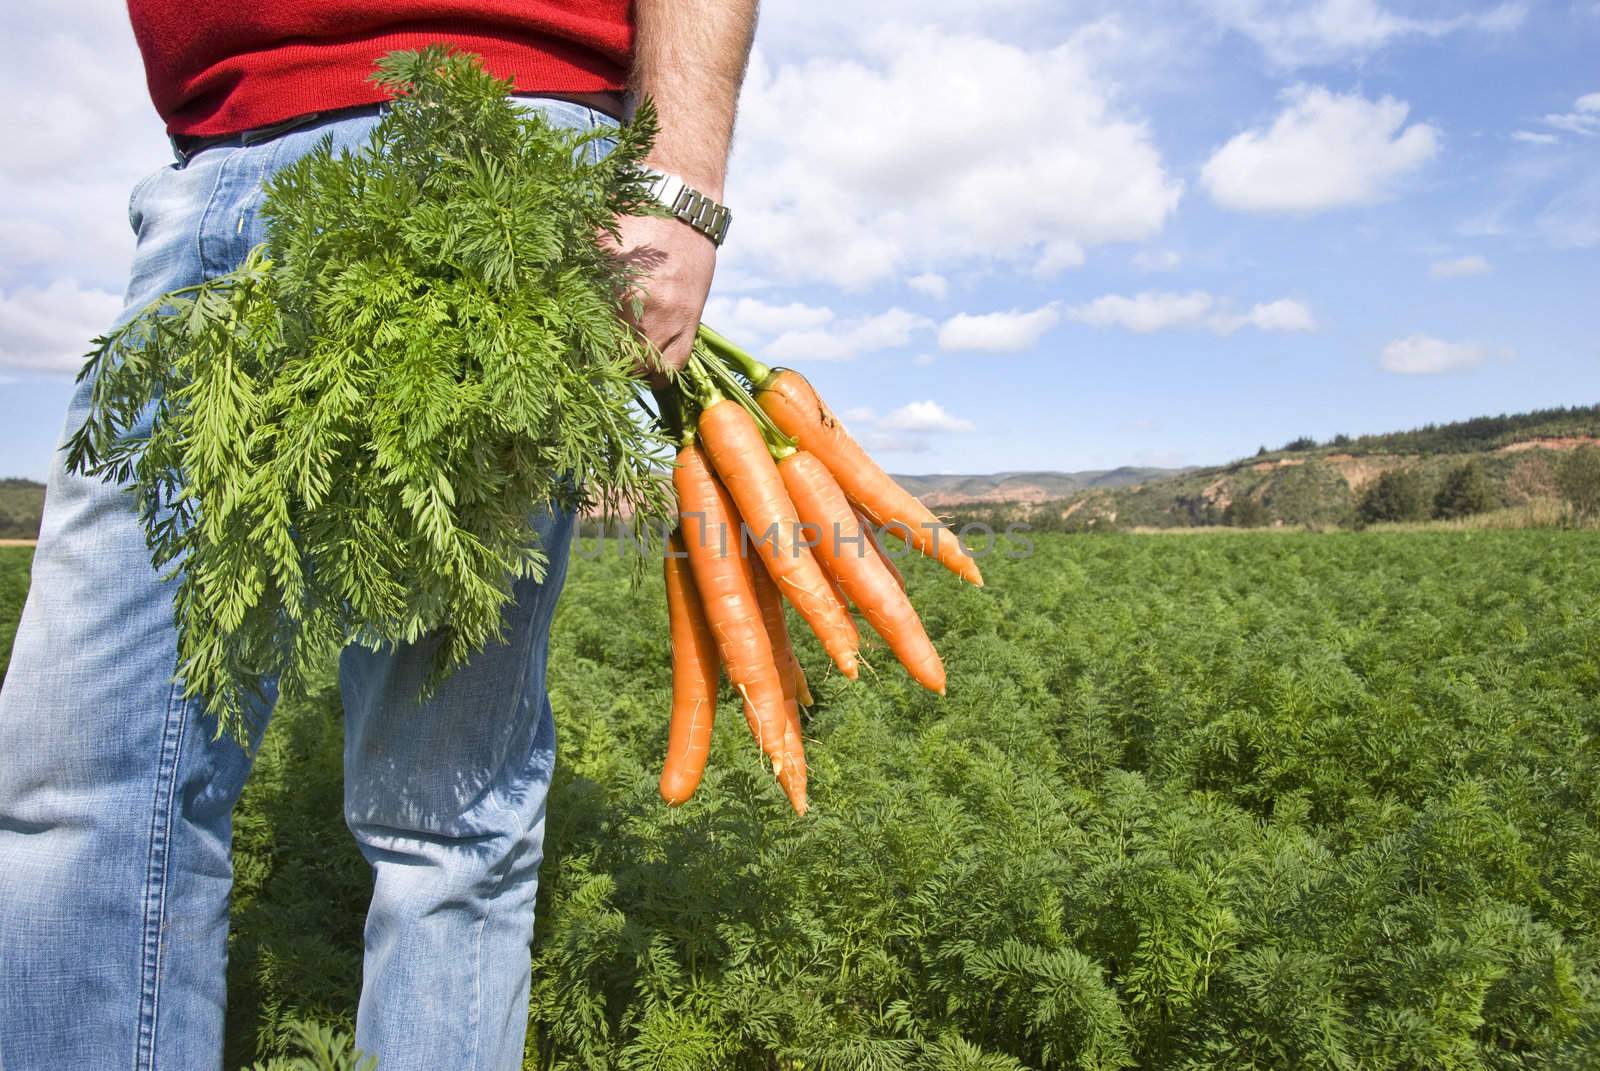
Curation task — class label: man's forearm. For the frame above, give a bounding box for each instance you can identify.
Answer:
[629,0,759,200]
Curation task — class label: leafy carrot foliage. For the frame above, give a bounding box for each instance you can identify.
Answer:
[516,530,1600,1069]
[7,532,1600,1066]
[61,49,673,740]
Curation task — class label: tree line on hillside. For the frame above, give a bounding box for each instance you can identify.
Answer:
[1256,403,1600,459]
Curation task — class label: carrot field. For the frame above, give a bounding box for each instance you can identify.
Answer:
[3,532,1599,1069]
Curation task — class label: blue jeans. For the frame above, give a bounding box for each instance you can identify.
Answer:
[0,98,610,1070]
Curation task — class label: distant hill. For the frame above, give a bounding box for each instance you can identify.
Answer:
[890,467,1184,507]
[0,479,45,540]
[944,403,1600,531]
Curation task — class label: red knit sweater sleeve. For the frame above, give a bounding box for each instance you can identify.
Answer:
[126,1,634,136]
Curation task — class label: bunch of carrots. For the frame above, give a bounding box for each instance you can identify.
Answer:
[656,326,984,815]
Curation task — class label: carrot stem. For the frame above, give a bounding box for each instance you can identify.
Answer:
[698,324,772,385]
[687,343,794,455]
[681,354,723,412]
[651,385,685,443]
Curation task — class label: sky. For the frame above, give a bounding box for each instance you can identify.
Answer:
[1,1,1597,480]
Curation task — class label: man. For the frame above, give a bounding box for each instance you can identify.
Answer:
[0,1,757,1067]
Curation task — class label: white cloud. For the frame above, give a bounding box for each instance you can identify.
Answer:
[1202,86,1439,214]
[1228,298,1319,333]
[1429,254,1491,278]
[702,296,835,340]
[0,279,123,373]
[0,2,170,293]
[708,267,775,294]
[841,396,977,452]
[1543,113,1600,136]
[723,28,1182,289]
[1201,0,1529,68]
[1512,130,1559,145]
[1379,334,1490,375]
[1066,291,1315,335]
[752,0,1057,58]
[906,272,949,300]
[937,303,1061,352]
[877,400,976,433]
[1540,91,1600,137]
[701,296,932,361]
[765,307,931,361]
[1070,291,1215,332]
[1132,249,1182,271]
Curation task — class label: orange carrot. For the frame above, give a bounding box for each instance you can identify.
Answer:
[752,369,983,587]
[696,398,860,678]
[854,506,905,590]
[660,531,720,805]
[791,655,814,708]
[674,442,796,793]
[751,562,808,811]
[808,543,858,646]
[781,450,946,695]
[820,558,852,612]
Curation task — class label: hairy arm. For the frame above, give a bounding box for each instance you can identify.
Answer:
[617,0,759,378]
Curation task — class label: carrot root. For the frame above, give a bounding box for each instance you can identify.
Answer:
[675,444,793,779]
[756,370,983,587]
[697,398,861,678]
[780,450,947,695]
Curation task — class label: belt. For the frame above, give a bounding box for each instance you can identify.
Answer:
[169,91,626,165]
[168,106,380,165]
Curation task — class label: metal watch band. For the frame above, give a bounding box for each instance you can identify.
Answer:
[644,169,732,247]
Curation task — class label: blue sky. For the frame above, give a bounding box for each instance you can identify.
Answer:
[2,1,1597,480]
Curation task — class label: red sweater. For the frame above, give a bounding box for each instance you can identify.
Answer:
[127,1,633,136]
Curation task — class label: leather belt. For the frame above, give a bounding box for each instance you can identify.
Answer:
[169,91,627,166]
[169,107,373,165]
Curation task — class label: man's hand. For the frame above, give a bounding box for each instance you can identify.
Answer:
[612,212,718,385]
[624,0,757,382]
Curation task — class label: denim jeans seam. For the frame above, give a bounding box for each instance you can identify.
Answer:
[126,168,162,235]
[469,905,487,1070]
[135,677,191,1070]
[465,571,563,1068]
[257,133,293,235]
[194,147,240,279]
[485,574,567,822]
[492,655,538,814]
[469,815,532,1070]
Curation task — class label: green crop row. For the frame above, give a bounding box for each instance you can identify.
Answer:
[4,533,1599,1068]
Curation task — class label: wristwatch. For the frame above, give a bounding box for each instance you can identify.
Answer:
[644,168,733,247]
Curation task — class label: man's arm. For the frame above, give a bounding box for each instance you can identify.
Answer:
[617,0,759,377]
